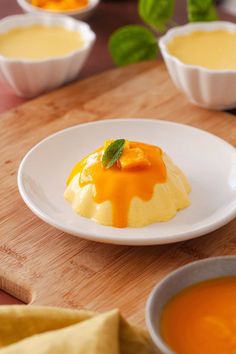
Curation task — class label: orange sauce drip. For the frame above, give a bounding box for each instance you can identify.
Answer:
[67,141,167,228]
[161,277,236,354]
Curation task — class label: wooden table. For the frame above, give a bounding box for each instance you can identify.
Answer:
[1,60,236,324]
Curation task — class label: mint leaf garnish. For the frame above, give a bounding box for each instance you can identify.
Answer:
[102,139,126,169]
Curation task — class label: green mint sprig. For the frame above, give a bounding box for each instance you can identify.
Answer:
[102,139,126,169]
[109,0,218,67]
[139,0,174,32]
[109,26,158,67]
[188,0,218,22]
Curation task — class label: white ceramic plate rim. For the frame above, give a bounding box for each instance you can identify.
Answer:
[17,119,236,245]
[159,21,236,74]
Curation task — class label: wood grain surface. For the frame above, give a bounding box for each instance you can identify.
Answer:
[1,61,236,325]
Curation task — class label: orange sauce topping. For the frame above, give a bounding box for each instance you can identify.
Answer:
[67,141,167,227]
[161,277,236,354]
[31,0,88,11]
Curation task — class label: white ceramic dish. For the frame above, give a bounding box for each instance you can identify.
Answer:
[159,22,236,110]
[17,119,236,246]
[17,0,100,20]
[146,256,236,354]
[0,14,95,97]
[220,0,236,16]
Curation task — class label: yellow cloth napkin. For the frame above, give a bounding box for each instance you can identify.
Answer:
[0,306,156,354]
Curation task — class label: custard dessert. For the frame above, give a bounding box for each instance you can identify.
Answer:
[64,139,191,228]
[167,30,236,70]
[0,25,84,60]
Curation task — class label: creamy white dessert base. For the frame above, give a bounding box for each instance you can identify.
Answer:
[64,153,190,228]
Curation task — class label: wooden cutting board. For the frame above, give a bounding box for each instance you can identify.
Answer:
[1,61,236,325]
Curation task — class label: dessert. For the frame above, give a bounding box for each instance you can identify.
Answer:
[64,139,191,228]
[167,30,236,70]
[0,25,84,60]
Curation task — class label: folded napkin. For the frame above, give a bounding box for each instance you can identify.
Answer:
[0,306,156,354]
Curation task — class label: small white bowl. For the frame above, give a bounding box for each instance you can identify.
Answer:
[146,256,236,354]
[0,14,96,97]
[159,21,236,110]
[17,0,100,20]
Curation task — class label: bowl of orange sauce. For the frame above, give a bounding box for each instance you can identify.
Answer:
[17,0,100,20]
[146,256,236,354]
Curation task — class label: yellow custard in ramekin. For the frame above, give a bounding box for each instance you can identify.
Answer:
[159,22,236,109]
[167,29,236,70]
[0,14,95,97]
[0,25,84,60]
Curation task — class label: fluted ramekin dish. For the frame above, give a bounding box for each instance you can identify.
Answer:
[17,0,100,20]
[0,14,96,97]
[146,256,236,354]
[159,21,236,110]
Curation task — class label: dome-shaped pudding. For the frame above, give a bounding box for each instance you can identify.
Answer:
[64,139,191,228]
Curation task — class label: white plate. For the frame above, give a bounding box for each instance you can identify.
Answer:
[17,119,236,245]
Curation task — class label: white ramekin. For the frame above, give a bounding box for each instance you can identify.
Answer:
[159,21,236,110]
[0,14,96,97]
[17,0,100,20]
